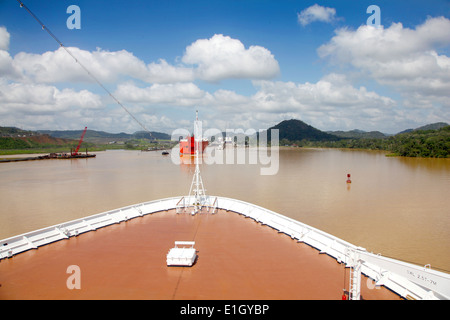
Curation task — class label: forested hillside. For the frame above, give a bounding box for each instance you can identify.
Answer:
[304,126,450,158]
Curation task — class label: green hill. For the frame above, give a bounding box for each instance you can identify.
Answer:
[397,122,448,134]
[267,119,340,142]
[263,119,449,158]
[0,127,76,151]
[316,125,450,158]
[389,125,450,157]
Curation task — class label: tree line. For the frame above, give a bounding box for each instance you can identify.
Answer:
[283,126,450,158]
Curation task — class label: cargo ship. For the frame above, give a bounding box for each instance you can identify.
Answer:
[179,136,209,155]
[179,111,209,155]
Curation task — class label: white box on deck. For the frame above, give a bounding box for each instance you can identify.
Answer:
[166,241,197,266]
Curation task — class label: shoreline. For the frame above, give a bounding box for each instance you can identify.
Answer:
[2,145,449,160]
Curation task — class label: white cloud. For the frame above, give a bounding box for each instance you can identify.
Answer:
[318,17,450,65]
[318,17,450,103]
[247,74,397,131]
[182,34,280,82]
[110,73,397,132]
[145,59,195,83]
[114,82,212,107]
[0,79,105,130]
[0,70,402,133]
[297,4,338,26]
[0,27,282,132]
[0,27,22,80]
[5,34,278,85]
[13,47,151,84]
[12,47,197,85]
[0,81,102,114]
[0,49,21,80]
[0,26,10,51]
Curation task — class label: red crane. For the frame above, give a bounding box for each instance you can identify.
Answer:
[72,127,88,156]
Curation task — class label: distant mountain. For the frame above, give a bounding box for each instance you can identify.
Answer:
[37,129,170,141]
[328,129,387,139]
[397,128,414,134]
[415,122,449,131]
[132,131,170,140]
[37,129,127,140]
[267,119,340,142]
[397,122,449,134]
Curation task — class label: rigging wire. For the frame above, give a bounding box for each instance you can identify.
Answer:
[16,0,153,137]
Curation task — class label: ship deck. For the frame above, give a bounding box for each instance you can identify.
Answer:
[0,209,401,300]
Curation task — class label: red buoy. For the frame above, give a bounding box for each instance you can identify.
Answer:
[346,173,351,183]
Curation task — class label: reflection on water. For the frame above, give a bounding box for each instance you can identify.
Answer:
[0,148,449,271]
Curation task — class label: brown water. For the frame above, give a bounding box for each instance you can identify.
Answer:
[0,148,449,271]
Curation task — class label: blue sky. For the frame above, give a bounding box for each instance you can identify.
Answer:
[0,0,449,134]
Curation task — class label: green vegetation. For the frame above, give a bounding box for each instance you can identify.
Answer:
[270,120,449,158]
[386,126,450,158]
[0,136,91,155]
[0,137,32,149]
[296,126,450,158]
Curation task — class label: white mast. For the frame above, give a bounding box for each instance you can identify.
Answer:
[188,110,207,213]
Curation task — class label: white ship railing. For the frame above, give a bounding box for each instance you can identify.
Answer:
[1,195,449,300]
[0,197,180,259]
[215,196,450,300]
